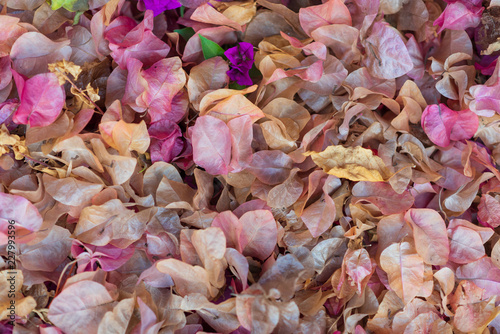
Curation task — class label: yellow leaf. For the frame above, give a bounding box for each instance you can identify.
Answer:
[32,166,67,178]
[85,83,100,102]
[48,59,82,85]
[305,145,391,182]
[103,0,121,26]
[0,124,28,160]
[482,39,500,55]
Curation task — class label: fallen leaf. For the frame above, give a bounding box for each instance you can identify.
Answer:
[306,145,391,182]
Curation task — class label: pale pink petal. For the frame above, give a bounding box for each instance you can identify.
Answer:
[0,193,43,245]
[109,31,170,69]
[404,208,450,265]
[136,58,187,123]
[434,2,483,33]
[456,257,500,299]
[362,22,413,79]
[131,298,163,334]
[311,24,360,64]
[191,115,232,175]
[344,248,373,294]
[225,248,249,290]
[211,211,243,251]
[299,0,352,36]
[469,60,500,117]
[239,210,277,261]
[449,109,479,141]
[246,150,293,185]
[352,182,414,215]
[478,194,500,228]
[10,32,71,77]
[448,225,486,264]
[48,280,116,333]
[227,115,253,173]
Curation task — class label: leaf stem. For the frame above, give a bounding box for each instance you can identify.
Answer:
[54,259,78,297]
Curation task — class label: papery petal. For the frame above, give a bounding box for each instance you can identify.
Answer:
[421,104,478,147]
[48,280,115,333]
[0,193,43,245]
[362,22,414,79]
[299,0,352,36]
[434,2,483,33]
[148,119,184,163]
[12,71,65,127]
[380,241,425,304]
[10,32,71,77]
[449,109,478,141]
[191,115,232,175]
[469,61,500,117]
[456,257,500,299]
[478,194,500,228]
[421,104,457,147]
[109,30,170,69]
[239,210,277,261]
[404,208,450,265]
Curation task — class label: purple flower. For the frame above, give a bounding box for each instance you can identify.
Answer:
[224,42,254,86]
[225,42,254,69]
[140,0,181,17]
[227,67,253,86]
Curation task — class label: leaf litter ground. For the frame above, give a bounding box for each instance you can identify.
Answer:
[2,0,500,332]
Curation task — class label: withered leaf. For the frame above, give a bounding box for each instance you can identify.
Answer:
[306,145,391,182]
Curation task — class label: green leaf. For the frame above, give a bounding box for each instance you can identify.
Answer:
[73,11,84,25]
[249,63,262,78]
[180,5,186,17]
[174,27,195,42]
[51,0,88,12]
[229,83,247,90]
[199,35,225,60]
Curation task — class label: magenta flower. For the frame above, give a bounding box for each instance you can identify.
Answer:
[224,42,254,86]
[225,42,254,69]
[139,0,181,17]
[227,67,253,86]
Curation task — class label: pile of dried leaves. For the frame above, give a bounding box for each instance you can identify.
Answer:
[2,0,500,332]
